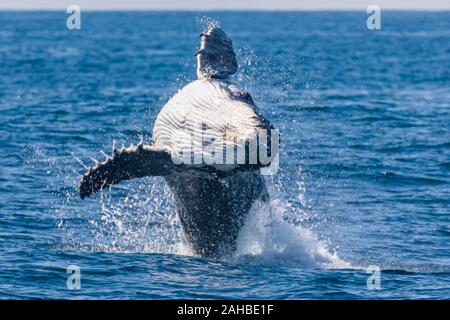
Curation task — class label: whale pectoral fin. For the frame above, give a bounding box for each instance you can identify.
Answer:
[79,144,174,199]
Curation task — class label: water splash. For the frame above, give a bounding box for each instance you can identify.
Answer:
[234,195,352,269]
[64,176,184,254]
[45,139,349,269]
[196,16,221,31]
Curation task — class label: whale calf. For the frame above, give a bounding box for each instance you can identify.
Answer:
[79,26,279,258]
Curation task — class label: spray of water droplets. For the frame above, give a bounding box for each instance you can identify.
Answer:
[196,16,221,31]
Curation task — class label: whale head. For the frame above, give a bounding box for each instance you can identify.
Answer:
[195,27,238,80]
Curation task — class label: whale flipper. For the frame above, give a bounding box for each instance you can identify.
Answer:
[79,144,173,199]
[79,139,273,199]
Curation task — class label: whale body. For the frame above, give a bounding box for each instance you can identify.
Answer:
[79,26,278,258]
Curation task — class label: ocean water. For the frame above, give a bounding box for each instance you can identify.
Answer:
[0,11,449,299]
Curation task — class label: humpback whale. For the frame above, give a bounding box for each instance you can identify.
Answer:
[79,26,279,258]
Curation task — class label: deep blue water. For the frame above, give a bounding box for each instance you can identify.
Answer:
[0,11,449,299]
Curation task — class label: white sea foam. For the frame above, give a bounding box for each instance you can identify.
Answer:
[233,196,352,269]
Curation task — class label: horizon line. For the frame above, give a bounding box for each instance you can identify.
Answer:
[1,8,449,12]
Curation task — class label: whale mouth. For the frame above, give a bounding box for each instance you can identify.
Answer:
[195,26,238,79]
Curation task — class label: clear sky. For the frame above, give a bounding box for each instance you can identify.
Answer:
[1,0,449,10]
